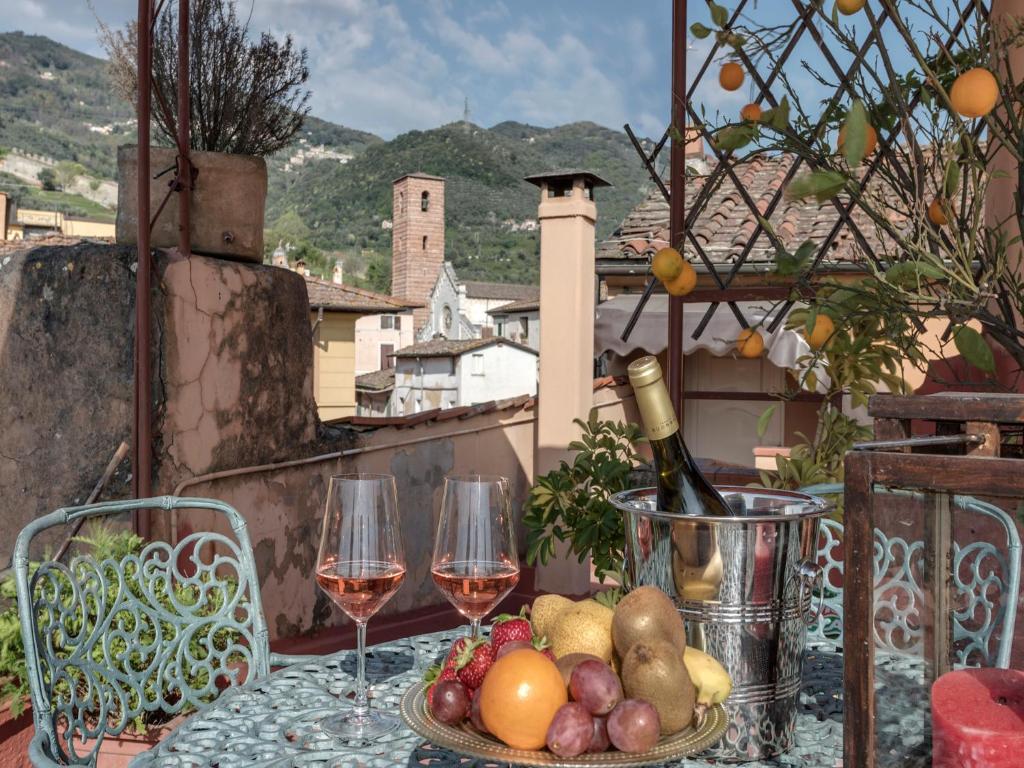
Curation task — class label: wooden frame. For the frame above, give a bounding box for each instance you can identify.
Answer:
[843,394,1023,768]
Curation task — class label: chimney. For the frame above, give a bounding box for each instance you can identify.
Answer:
[332,259,344,284]
[527,169,610,595]
[684,125,705,159]
[0,192,7,241]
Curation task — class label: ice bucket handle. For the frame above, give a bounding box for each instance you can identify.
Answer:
[797,560,824,626]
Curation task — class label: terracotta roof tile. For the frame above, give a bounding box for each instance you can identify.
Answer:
[305,277,421,313]
[355,368,395,392]
[394,337,538,358]
[486,297,539,314]
[461,281,539,301]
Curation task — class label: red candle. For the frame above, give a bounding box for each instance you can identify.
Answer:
[932,668,1024,768]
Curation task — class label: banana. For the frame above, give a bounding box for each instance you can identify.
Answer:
[683,646,732,726]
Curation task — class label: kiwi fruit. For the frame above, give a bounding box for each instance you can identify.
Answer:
[612,586,686,657]
[621,639,696,735]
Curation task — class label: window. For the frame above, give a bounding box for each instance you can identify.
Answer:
[584,181,595,200]
[519,317,529,340]
[495,317,506,336]
[380,344,394,369]
[471,353,485,376]
[546,179,573,198]
[421,191,430,211]
[422,235,428,250]
[380,315,402,330]
[448,358,457,375]
[399,191,406,213]
[442,305,453,332]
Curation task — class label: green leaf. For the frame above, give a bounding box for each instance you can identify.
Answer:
[714,124,756,151]
[774,239,815,276]
[943,156,961,199]
[786,170,847,203]
[709,1,729,28]
[843,100,869,166]
[884,261,946,285]
[757,405,778,438]
[769,97,791,131]
[953,326,995,373]
[690,22,713,39]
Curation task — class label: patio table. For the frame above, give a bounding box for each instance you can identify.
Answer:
[129,627,929,768]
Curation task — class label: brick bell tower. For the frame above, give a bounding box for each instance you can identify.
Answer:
[391,173,445,331]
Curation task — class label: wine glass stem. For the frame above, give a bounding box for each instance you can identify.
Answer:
[470,617,481,640]
[353,620,369,718]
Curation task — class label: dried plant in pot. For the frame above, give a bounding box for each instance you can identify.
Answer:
[101,0,310,262]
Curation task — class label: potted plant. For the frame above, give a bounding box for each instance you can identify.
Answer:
[99,0,311,262]
[523,410,645,591]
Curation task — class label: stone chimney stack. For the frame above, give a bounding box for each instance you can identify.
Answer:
[527,169,610,595]
[391,173,445,331]
[332,259,344,284]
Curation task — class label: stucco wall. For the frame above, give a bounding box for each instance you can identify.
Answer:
[354,313,412,374]
[457,344,538,405]
[495,310,540,349]
[311,310,357,420]
[394,357,456,413]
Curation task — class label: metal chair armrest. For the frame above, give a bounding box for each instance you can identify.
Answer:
[28,731,62,768]
[269,652,324,668]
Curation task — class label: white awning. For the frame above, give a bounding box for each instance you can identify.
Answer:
[594,294,812,371]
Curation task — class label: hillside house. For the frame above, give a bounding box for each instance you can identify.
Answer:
[390,337,538,414]
[0,191,115,242]
[304,276,418,420]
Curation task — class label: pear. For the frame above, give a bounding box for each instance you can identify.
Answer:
[531,593,574,640]
[549,601,614,663]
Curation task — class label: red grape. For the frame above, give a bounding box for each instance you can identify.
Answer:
[587,715,611,753]
[430,679,469,725]
[545,702,594,758]
[495,639,534,659]
[569,659,623,715]
[469,687,488,733]
[607,699,660,753]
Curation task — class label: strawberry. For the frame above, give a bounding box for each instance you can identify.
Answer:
[455,638,495,690]
[489,606,533,653]
[424,664,456,708]
[444,637,472,669]
[533,635,556,662]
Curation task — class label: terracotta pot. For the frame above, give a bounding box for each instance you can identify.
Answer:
[115,145,266,263]
[0,698,33,768]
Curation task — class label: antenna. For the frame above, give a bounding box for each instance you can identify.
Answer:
[463,97,471,125]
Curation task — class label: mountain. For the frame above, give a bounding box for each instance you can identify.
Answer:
[1,32,659,287]
[267,120,658,285]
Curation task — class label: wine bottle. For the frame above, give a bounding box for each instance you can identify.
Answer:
[627,355,733,516]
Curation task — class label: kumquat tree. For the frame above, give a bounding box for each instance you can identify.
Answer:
[693,0,1024,386]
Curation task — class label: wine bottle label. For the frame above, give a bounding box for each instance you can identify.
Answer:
[627,356,680,441]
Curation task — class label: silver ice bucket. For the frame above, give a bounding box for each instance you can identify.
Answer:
[611,486,829,762]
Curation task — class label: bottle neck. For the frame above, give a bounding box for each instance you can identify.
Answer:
[633,376,679,441]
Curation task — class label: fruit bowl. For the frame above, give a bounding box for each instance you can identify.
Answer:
[400,681,728,767]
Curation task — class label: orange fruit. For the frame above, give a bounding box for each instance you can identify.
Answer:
[664,260,698,296]
[950,67,999,118]
[719,62,744,91]
[838,123,878,157]
[806,315,835,350]
[651,247,684,283]
[837,0,866,14]
[479,649,568,750]
[736,328,764,358]
[740,103,763,122]
[928,198,949,226]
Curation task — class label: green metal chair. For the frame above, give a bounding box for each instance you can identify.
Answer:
[800,483,1021,668]
[14,496,316,767]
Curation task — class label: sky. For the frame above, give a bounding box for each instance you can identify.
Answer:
[5,0,968,140]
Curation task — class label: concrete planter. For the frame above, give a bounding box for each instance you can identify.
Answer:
[116,145,266,263]
[0,698,32,768]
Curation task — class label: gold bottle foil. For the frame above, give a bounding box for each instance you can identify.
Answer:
[627,356,679,441]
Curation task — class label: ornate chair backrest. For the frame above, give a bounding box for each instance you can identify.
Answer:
[13,496,273,766]
[802,484,1021,668]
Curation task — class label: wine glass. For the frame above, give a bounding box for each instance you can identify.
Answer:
[316,473,406,739]
[431,474,520,639]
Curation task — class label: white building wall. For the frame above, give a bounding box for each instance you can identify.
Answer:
[393,357,458,414]
[493,310,540,350]
[461,296,517,329]
[457,344,538,405]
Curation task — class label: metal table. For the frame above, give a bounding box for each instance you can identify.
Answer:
[130,628,928,768]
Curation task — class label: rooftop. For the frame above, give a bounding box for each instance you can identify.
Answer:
[597,153,885,267]
[487,297,539,314]
[524,169,612,188]
[393,336,538,359]
[304,277,421,313]
[355,368,395,392]
[461,280,539,301]
[393,171,445,183]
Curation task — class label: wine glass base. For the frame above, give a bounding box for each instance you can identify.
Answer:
[318,709,399,741]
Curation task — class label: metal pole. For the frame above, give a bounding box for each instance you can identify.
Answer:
[134,0,154,530]
[668,0,687,415]
[177,0,191,258]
